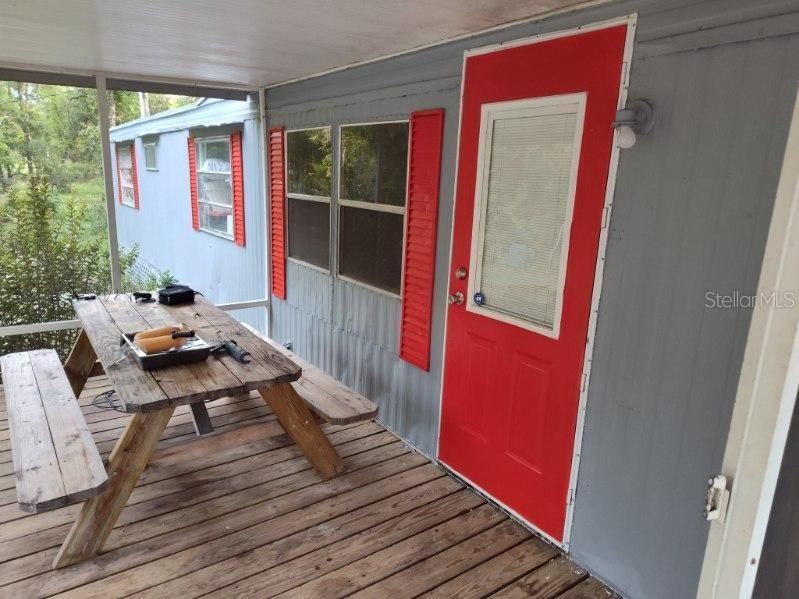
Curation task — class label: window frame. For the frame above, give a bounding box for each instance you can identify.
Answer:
[285,125,333,273]
[143,141,158,170]
[465,93,587,340]
[117,142,136,208]
[336,119,410,298]
[195,134,235,240]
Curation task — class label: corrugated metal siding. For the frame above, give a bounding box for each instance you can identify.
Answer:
[267,1,799,598]
[113,117,266,332]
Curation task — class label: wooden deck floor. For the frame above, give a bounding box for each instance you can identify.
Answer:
[0,374,616,598]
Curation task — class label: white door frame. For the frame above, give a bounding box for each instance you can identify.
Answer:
[697,84,799,599]
[435,14,637,550]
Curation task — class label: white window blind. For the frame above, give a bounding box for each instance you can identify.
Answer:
[476,103,580,332]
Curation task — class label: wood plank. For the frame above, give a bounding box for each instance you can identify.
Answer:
[125,297,249,405]
[557,578,620,598]
[268,504,505,599]
[352,520,532,598]
[102,297,211,406]
[1,437,406,565]
[0,426,391,557]
[63,330,98,398]
[0,352,66,512]
[249,326,377,424]
[189,402,213,434]
[3,460,439,595]
[72,298,169,409]
[131,480,469,599]
[28,350,108,506]
[259,383,345,478]
[164,298,299,389]
[490,556,589,598]
[420,538,558,598]
[53,407,175,569]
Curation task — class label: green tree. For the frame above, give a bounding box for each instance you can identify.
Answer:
[0,177,141,360]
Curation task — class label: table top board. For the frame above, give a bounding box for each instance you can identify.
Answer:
[73,294,301,412]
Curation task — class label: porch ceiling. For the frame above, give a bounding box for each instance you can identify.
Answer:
[0,0,593,90]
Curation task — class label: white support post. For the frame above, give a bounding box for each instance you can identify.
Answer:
[95,75,122,292]
[259,88,273,337]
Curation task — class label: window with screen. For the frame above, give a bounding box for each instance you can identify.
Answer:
[117,144,136,207]
[339,122,409,294]
[196,136,233,238]
[144,141,158,170]
[286,127,332,269]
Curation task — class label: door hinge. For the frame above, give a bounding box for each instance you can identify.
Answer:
[704,474,730,525]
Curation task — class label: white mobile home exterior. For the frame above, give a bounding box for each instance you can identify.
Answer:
[110,98,267,332]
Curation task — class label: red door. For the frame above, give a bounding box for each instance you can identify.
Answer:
[439,24,629,541]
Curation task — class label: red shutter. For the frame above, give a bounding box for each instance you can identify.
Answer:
[130,143,140,209]
[268,127,287,300]
[230,131,246,246]
[115,144,123,205]
[399,109,445,371]
[187,137,200,230]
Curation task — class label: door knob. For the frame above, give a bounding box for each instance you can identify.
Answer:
[447,292,465,305]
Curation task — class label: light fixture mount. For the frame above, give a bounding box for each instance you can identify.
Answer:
[613,99,654,135]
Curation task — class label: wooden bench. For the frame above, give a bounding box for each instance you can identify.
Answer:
[0,349,108,513]
[255,334,378,425]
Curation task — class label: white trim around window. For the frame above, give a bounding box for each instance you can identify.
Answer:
[195,135,234,239]
[465,93,586,340]
[143,141,158,170]
[336,120,410,295]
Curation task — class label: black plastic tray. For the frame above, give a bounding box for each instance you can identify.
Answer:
[120,332,212,371]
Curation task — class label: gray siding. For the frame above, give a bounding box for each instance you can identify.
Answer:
[266,1,799,597]
[113,118,267,332]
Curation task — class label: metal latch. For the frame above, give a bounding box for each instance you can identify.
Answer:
[704,475,730,524]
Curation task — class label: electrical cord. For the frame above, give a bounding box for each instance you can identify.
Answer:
[91,389,126,413]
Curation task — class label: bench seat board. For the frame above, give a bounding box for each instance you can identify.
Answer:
[0,350,108,513]
[260,337,378,425]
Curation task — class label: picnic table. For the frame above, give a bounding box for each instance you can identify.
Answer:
[50,294,346,568]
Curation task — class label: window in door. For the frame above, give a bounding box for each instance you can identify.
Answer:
[467,94,586,337]
[286,127,332,270]
[338,121,409,295]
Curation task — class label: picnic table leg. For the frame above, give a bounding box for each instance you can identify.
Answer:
[52,407,175,569]
[189,401,214,435]
[259,383,345,479]
[63,329,98,398]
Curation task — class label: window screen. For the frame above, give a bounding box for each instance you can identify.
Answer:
[474,99,582,333]
[286,128,332,269]
[196,137,233,237]
[144,142,157,170]
[340,123,408,206]
[288,198,330,269]
[287,129,332,197]
[117,144,135,206]
[339,206,404,294]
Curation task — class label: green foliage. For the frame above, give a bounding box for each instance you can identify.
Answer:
[287,128,332,197]
[0,82,194,369]
[0,177,158,362]
[340,123,408,206]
